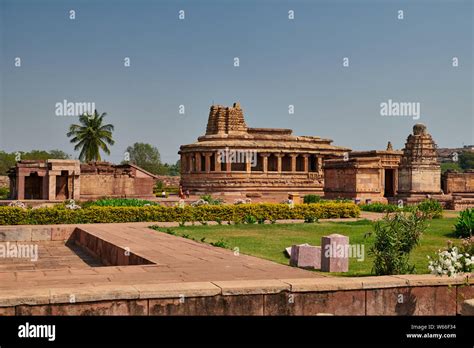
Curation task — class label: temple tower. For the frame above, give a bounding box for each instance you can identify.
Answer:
[397,124,441,197]
[205,102,248,135]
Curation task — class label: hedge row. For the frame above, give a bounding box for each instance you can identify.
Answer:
[0,203,360,225]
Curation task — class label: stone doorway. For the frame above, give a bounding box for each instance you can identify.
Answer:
[56,170,70,200]
[384,169,395,197]
[24,173,43,199]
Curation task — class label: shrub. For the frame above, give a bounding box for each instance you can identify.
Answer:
[360,202,401,213]
[0,187,9,200]
[0,202,360,225]
[85,198,159,207]
[304,214,318,223]
[417,199,443,219]
[303,195,322,204]
[370,211,426,275]
[200,195,223,205]
[244,215,257,224]
[454,208,474,238]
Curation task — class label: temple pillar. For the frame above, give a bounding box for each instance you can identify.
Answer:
[195,153,201,172]
[180,154,186,173]
[17,175,25,200]
[276,154,283,173]
[246,159,251,173]
[303,154,309,172]
[204,153,211,173]
[48,173,57,200]
[317,156,323,175]
[214,151,221,172]
[187,154,193,173]
[290,154,297,172]
[261,153,269,173]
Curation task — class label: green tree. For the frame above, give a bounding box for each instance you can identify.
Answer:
[168,160,181,176]
[67,110,114,162]
[459,151,474,171]
[124,142,162,174]
[0,151,16,175]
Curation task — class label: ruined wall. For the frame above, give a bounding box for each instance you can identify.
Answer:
[442,170,474,194]
[80,174,155,199]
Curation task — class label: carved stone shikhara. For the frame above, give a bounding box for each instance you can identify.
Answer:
[397,124,442,197]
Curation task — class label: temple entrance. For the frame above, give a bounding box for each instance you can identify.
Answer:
[56,171,69,200]
[24,173,43,199]
[384,169,395,197]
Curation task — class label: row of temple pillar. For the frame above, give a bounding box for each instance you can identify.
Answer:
[181,152,323,174]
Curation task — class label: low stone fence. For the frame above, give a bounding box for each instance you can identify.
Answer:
[0,275,472,315]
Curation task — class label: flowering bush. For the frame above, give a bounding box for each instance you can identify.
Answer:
[428,239,474,277]
[65,199,81,210]
[234,198,251,205]
[8,201,26,209]
[190,199,209,207]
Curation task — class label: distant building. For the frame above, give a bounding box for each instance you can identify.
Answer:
[7,160,157,201]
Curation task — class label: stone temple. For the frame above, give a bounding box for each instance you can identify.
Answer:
[3,102,473,209]
[178,102,473,208]
[7,160,157,201]
[179,102,350,198]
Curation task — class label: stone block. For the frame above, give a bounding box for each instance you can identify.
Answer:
[321,234,349,272]
[289,244,321,269]
[0,227,32,242]
[148,294,263,316]
[31,227,51,241]
[366,286,457,315]
[16,299,148,316]
[461,299,474,316]
[212,279,290,295]
[263,290,365,316]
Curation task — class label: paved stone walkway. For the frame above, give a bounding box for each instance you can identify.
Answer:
[0,223,324,292]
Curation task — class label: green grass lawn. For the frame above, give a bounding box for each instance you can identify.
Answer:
[151,217,460,276]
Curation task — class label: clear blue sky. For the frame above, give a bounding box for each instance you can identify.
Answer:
[0,0,472,164]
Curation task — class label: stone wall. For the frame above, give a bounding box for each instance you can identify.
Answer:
[324,158,385,201]
[154,175,180,187]
[1,275,471,316]
[442,170,474,195]
[80,174,155,200]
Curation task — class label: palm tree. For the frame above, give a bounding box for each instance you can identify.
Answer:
[67,110,115,162]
